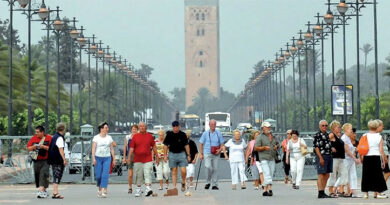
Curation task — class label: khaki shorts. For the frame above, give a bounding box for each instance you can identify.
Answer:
[134,162,153,185]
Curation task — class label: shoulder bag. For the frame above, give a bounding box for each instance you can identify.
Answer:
[300,138,309,156]
[28,136,46,161]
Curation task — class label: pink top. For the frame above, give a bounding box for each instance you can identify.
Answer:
[249,140,256,165]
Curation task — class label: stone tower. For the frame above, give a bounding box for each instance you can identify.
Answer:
[185,0,220,108]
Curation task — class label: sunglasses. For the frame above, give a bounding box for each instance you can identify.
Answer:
[321,125,328,127]
[286,133,291,135]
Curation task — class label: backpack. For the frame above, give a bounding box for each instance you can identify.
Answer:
[357,135,369,156]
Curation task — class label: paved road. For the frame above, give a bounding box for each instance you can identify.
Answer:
[1,180,390,205]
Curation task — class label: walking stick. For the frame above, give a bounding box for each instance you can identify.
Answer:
[195,159,202,190]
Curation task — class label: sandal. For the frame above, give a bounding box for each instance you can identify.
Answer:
[128,188,133,194]
[52,193,64,199]
[329,193,338,198]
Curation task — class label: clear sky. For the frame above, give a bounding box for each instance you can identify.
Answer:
[1,0,389,97]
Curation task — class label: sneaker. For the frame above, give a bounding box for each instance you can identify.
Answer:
[295,186,299,190]
[254,186,259,190]
[97,191,102,198]
[158,186,163,190]
[374,194,388,199]
[351,194,362,198]
[205,184,210,190]
[145,186,153,197]
[101,193,107,198]
[134,187,142,197]
[318,193,331,199]
[268,190,273,196]
[211,186,219,190]
[262,191,269,196]
[128,188,133,194]
[37,191,43,198]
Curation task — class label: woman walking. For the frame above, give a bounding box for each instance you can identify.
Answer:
[282,130,292,184]
[225,130,247,190]
[341,123,361,198]
[361,120,388,199]
[155,129,170,190]
[245,130,263,189]
[123,124,138,194]
[92,122,115,198]
[286,130,306,189]
[376,119,390,182]
[327,120,347,197]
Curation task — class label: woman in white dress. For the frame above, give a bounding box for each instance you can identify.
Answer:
[225,130,247,190]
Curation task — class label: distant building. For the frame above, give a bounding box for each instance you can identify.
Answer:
[184,0,220,108]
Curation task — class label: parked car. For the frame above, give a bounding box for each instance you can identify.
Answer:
[69,141,91,175]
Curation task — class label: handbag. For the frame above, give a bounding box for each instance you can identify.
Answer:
[300,139,308,156]
[275,149,282,163]
[209,132,220,155]
[28,136,46,161]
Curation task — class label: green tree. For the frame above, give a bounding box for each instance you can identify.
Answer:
[360,43,373,71]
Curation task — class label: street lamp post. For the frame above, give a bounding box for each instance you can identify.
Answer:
[289,39,298,129]
[337,0,349,124]
[297,31,304,131]
[77,27,86,128]
[69,17,80,133]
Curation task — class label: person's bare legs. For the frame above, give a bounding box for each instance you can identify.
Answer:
[180,167,187,188]
[189,177,194,186]
[159,180,163,188]
[53,183,58,195]
[260,173,264,187]
[384,172,390,181]
[172,167,178,188]
[128,168,133,190]
[318,173,330,193]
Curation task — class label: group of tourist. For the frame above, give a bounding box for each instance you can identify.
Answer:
[26,118,389,200]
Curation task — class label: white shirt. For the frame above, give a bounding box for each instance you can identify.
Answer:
[287,138,306,159]
[341,134,355,161]
[225,139,247,163]
[93,134,113,157]
[56,137,64,149]
[366,133,382,156]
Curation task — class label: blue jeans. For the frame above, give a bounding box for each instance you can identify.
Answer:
[95,156,111,188]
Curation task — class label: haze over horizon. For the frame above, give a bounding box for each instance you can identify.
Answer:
[1,0,389,98]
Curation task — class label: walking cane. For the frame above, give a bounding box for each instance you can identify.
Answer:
[195,159,202,190]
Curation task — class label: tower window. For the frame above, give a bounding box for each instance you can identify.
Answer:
[195,13,199,20]
[196,29,200,36]
[201,29,205,36]
[201,13,205,20]
[199,51,203,56]
[200,60,204,67]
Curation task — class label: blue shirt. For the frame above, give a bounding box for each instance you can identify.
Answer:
[199,130,224,154]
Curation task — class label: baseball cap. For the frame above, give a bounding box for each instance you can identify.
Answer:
[172,121,180,127]
[261,121,271,128]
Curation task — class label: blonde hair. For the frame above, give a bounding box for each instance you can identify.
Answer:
[233,129,241,135]
[342,123,352,132]
[329,120,341,131]
[376,119,383,126]
[185,130,192,137]
[250,130,260,140]
[157,129,165,135]
[368,119,379,130]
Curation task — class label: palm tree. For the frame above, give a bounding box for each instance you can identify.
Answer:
[360,43,373,70]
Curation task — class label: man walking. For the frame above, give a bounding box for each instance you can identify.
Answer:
[128,122,159,197]
[48,123,67,199]
[163,121,191,192]
[26,125,52,198]
[314,120,333,198]
[199,119,228,190]
[254,121,279,197]
[186,130,199,188]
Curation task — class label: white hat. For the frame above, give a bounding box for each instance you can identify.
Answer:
[261,121,271,128]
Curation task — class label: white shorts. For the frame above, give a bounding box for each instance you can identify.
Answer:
[186,163,195,178]
[255,161,263,173]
